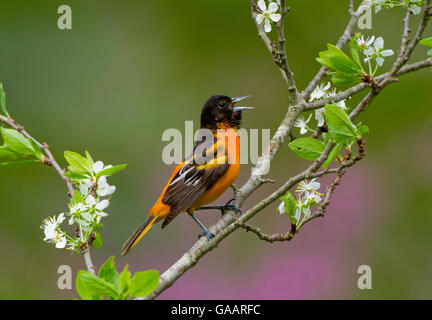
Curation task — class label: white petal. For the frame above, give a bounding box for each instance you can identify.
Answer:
[310,181,321,190]
[336,99,347,110]
[380,49,394,57]
[93,161,104,173]
[256,14,264,24]
[96,199,110,211]
[79,182,90,196]
[270,13,281,22]
[366,36,375,46]
[268,2,278,13]
[264,19,272,33]
[278,201,286,214]
[315,109,325,127]
[376,57,384,66]
[57,213,65,224]
[363,47,374,56]
[257,0,267,12]
[44,227,56,240]
[374,37,384,50]
[300,127,307,135]
[374,5,382,14]
[85,195,96,206]
[98,176,108,187]
[98,211,108,217]
[55,236,67,249]
[295,208,301,220]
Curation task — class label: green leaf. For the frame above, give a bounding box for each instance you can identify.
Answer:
[289,137,326,161]
[98,256,119,290]
[280,192,297,224]
[328,54,362,76]
[73,190,84,203]
[96,164,127,177]
[357,125,370,136]
[0,83,8,117]
[0,159,40,166]
[64,171,89,180]
[330,72,362,85]
[350,33,362,69]
[64,151,91,175]
[317,44,362,85]
[85,150,94,167]
[325,104,358,144]
[0,127,41,161]
[420,37,432,47]
[92,232,103,249]
[128,270,159,298]
[119,264,132,294]
[79,271,120,299]
[322,143,344,168]
[28,138,44,161]
[76,270,103,300]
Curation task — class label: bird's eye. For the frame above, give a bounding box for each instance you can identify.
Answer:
[218,101,226,109]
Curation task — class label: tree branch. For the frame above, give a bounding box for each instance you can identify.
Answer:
[142,1,431,299]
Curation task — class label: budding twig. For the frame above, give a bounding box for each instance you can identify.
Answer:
[0,114,96,275]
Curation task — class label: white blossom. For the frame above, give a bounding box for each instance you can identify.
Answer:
[96,176,116,197]
[364,37,394,66]
[306,192,322,205]
[41,213,67,249]
[93,161,112,175]
[356,35,375,50]
[256,0,281,33]
[309,82,331,102]
[294,114,312,135]
[296,179,321,196]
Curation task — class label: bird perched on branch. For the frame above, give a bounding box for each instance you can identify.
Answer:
[121,95,252,255]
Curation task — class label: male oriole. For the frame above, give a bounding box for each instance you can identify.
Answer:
[121,95,252,255]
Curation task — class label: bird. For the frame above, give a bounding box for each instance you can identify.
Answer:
[121,95,252,255]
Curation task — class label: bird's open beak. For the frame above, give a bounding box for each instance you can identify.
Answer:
[233,106,254,112]
[232,95,253,112]
[232,95,251,103]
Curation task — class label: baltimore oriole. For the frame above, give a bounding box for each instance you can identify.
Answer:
[121,95,252,255]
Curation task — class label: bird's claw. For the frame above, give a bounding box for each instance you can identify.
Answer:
[197,229,215,240]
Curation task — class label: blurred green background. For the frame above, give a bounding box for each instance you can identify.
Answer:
[0,0,431,299]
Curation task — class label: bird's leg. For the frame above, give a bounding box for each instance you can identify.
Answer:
[196,198,241,215]
[190,214,215,241]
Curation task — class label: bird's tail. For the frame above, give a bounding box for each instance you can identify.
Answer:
[121,215,158,256]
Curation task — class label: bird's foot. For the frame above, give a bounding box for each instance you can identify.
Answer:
[196,199,241,216]
[197,229,215,240]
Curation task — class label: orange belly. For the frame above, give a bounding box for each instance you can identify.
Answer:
[188,162,240,212]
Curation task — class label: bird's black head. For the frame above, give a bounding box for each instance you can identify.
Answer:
[200,95,252,130]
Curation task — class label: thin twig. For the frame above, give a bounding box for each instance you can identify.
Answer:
[237,221,296,243]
